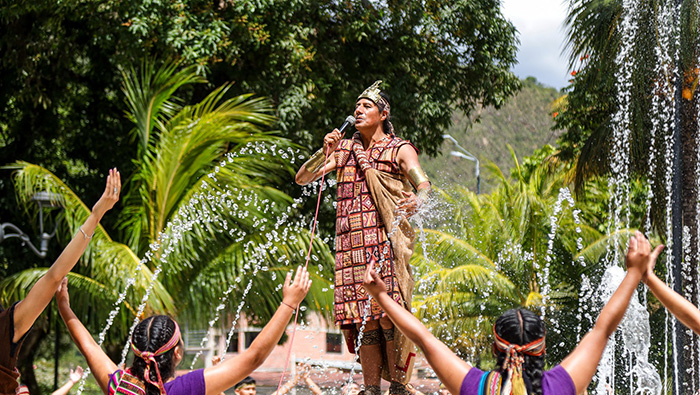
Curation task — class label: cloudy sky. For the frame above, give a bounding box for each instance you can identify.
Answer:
[500,0,571,90]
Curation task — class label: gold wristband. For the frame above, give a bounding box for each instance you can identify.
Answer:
[303,148,326,174]
[407,167,430,189]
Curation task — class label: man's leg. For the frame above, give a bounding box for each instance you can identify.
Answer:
[358,319,382,395]
[380,316,408,395]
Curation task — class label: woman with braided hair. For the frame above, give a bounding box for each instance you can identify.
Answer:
[55,266,312,395]
[363,231,663,395]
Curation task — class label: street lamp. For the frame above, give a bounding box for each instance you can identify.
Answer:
[1,191,64,390]
[0,191,63,258]
[442,134,480,194]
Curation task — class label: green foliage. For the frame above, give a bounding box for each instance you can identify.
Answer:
[421,77,562,192]
[0,0,521,293]
[555,0,700,225]
[1,60,334,352]
[412,151,623,363]
[0,0,520,170]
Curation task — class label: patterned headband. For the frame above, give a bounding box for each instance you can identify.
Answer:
[493,329,546,357]
[492,326,545,395]
[131,320,181,395]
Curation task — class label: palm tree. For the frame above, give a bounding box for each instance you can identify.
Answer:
[411,149,624,365]
[560,1,700,390]
[1,59,333,390]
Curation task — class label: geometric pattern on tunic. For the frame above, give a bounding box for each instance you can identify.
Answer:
[332,133,417,326]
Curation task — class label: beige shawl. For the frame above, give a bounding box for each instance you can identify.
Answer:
[364,168,417,383]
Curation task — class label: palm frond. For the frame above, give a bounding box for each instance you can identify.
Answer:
[121,59,206,151]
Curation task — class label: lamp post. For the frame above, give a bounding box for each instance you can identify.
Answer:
[0,192,63,258]
[0,191,63,390]
[442,134,480,194]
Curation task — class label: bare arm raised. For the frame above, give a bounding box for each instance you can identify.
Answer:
[363,262,470,395]
[14,168,121,343]
[56,278,118,394]
[50,366,84,395]
[203,266,312,395]
[57,266,312,395]
[644,247,700,334]
[560,231,663,394]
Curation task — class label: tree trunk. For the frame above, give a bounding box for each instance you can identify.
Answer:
[680,79,699,395]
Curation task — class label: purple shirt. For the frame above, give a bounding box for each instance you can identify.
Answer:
[164,369,205,395]
[460,365,575,395]
[109,369,205,395]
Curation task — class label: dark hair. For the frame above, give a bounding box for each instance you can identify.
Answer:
[493,309,545,395]
[376,92,393,136]
[235,376,256,390]
[130,315,180,395]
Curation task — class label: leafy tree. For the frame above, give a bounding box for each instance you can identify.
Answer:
[557,1,700,389]
[0,0,521,304]
[0,0,520,182]
[0,59,333,393]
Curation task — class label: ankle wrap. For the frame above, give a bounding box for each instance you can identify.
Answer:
[361,329,382,346]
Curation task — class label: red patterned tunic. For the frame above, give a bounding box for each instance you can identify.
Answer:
[333,132,417,326]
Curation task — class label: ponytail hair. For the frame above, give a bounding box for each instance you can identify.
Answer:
[376,92,395,137]
[493,309,546,395]
[130,316,181,395]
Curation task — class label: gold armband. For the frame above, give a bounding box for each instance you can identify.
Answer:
[303,148,326,173]
[407,167,430,190]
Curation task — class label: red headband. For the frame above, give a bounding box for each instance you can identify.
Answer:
[131,321,181,395]
[492,326,545,394]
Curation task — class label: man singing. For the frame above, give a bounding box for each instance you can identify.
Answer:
[296,81,430,395]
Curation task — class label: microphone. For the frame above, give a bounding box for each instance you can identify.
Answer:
[338,115,356,135]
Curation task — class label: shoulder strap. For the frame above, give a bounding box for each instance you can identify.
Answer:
[109,369,147,395]
[479,371,503,395]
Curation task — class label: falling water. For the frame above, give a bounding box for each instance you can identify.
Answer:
[595,267,661,395]
[650,0,681,392]
[695,38,700,392]
[540,187,576,322]
[593,0,641,390]
[75,142,316,393]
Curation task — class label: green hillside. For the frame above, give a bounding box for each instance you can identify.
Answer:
[420,77,563,192]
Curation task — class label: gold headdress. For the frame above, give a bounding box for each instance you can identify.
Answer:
[357,80,383,104]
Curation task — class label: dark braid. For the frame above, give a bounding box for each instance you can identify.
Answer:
[376,92,395,136]
[130,315,179,395]
[493,309,546,395]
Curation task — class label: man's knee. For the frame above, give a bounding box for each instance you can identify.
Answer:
[361,320,381,331]
[379,316,394,329]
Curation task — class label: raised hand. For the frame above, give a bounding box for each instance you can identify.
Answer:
[55,277,70,308]
[323,129,343,155]
[92,168,121,217]
[363,262,387,297]
[282,266,312,308]
[69,366,84,384]
[625,231,664,279]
